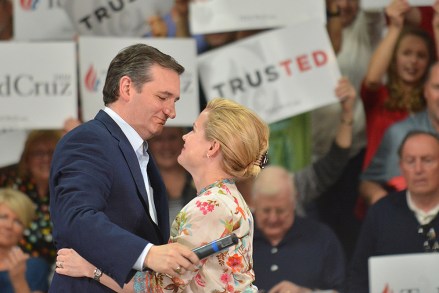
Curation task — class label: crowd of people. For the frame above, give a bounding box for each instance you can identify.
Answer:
[2,0,439,292]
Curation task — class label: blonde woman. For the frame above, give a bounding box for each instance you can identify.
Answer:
[0,188,50,293]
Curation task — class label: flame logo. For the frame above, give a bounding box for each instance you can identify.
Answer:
[84,65,100,92]
[20,0,39,11]
[382,283,394,293]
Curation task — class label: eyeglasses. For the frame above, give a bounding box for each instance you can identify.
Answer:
[29,150,54,159]
[417,224,439,252]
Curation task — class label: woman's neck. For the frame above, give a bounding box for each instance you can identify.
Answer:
[36,182,48,198]
[31,176,48,197]
[193,171,233,195]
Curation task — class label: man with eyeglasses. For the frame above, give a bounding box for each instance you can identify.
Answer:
[347,130,439,293]
[251,165,346,293]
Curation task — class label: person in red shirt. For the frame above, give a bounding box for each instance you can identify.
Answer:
[361,0,435,169]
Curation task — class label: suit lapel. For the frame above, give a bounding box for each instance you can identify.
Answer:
[95,110,169,242]
[95,111,150,212]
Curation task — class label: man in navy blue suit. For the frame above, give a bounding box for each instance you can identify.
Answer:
[49,43,199,292]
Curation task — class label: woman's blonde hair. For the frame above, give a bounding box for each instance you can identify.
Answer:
[0,188,35,227]
[204,98,269,179]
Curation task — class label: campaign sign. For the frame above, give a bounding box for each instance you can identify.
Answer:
[13,0,75,41]
[190,0,325,35]
[0,130,27,167]
[0,42,77,129]
[362,0,434,9]
[369,253,439,293]
[78,36,199,126]
[60,0,171,37]
[198,20,340,124]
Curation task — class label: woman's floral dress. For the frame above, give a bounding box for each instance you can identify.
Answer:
[134,179,258,293]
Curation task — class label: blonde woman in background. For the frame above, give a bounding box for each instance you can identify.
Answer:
[0,188,50,293]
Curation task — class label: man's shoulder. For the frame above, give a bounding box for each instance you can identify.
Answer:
[294,216,339,239]
[379,111,429,146]
[292,217,344,257]
[368,190,407,214]
[388,111,429,132]
[62,115,112,141]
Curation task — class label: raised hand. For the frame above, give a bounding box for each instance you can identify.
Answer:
[385,0,411,28]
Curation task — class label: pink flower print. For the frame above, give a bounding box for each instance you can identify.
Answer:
[194,273,206,287]
[195,200,218,215]
[226,254,244,273]
[220,273,232,284]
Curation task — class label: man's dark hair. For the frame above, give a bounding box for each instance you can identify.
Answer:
[398,130,439,157]
[102,43,185,105]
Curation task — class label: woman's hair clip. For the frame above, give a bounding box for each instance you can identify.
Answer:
[258,152,268,169]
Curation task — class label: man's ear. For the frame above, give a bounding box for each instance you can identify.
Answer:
[119,76,133,102]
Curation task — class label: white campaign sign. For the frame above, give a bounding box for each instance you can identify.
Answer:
[0,42,77,129]
[198,20,340,124]
[369,253,439,293]
[156,0,174,16]
[60,0,170,37]
[13,0,75,41]
[78,36,199,126]
[362,0,434,9]
[190,0,325,35]
[0,130,27,167]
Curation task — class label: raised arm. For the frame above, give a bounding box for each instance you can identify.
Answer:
[295,77,355,210]
[364,0,410,90]
[335,77,355,148]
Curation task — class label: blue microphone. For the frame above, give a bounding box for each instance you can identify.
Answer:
[193,233,239,259]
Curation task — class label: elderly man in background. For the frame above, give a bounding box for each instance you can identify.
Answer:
[252,165,345,293]
[347,130,439,293]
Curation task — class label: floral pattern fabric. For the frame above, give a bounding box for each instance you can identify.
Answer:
[134,179,258,293]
